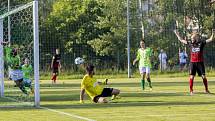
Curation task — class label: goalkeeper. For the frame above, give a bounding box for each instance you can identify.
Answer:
[80,65,120,103]
[1,41,27,94]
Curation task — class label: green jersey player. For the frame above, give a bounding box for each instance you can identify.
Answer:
[133,39,153,90]
[1,41,27,94]
[22,58,34,94]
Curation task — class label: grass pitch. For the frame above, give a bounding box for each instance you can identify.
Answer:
[1,76,215,121]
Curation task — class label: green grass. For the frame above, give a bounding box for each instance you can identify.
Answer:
[1,76,215,121]
[40,68,215,80]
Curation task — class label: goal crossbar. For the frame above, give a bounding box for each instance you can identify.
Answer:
[0,2,33,20]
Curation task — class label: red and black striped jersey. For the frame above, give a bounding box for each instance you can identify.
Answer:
[187,40,206,62]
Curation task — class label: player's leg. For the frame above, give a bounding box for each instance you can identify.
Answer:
[111,88,120,100]
[51,73,56,84]
[146,67,152,89]
[54,73,58,83]
[97,97,109,103]
[23,79,34,94]
[54,68,59,83]
[139,67,146,90]
[189,62,196,95]
[93,88,113,103]
[202,75,210,93]
[51,68,58,84]
[163,63,167,70]
[179,63,182,71]
[197,62,210,93]
[15,79,28,95]
[93,95,109,103]
[183,63,187,71]
[99,88,120,101]
[11,70,28,94]
[189,75,195,95]
[180,63,185,71]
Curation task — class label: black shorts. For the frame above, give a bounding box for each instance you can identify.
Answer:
[190,62,205,76]
[93,88,113,103]
[52,68,59,73]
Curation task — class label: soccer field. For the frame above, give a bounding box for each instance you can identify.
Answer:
[1,76,215,121]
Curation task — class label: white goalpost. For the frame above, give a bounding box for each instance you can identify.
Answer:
[0,0,40,107]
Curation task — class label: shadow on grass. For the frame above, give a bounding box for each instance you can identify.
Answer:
[3,92,215,104]
[1,100,215,111]
[113,81,215,87]
[40,99,215,109]
[40,91,187,101]
[121,92,185,97]
[40,83,80,88]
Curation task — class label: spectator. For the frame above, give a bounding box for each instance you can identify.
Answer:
[158,49,167,71]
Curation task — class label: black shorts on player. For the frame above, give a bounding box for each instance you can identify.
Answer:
[190,62,205,76]
[93,88,113,103]
[52,67,59,74]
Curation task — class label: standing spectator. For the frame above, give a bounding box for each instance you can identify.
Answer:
[158,49,167,71]
[179,47,188,71]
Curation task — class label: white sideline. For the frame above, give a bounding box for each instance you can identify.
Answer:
[2,96,95,121]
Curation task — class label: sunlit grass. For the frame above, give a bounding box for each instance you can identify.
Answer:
[1,76,215,121]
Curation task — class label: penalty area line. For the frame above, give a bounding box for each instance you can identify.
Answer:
[40,106,96,121]
[2,97,95,121]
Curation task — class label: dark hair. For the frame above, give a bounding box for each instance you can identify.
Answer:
[141,38,145,43]
[11,48,18,56]
[86,65,94,74]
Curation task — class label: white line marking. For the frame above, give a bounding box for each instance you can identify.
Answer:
[2,96,33,105]
[0,106,17,108]
[40,106,96,121]
[2,96,96,121]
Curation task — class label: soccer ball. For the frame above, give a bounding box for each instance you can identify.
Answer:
[74,57,84,65]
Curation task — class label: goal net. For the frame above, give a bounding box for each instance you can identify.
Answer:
[0,1,39,107]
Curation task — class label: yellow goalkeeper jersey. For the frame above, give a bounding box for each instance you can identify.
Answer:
[81,74,104,100]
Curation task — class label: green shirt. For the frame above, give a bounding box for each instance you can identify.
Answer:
[5,47,12,62]
[22,64,33,79]
[5,47,21,70]
[136,47,153,68]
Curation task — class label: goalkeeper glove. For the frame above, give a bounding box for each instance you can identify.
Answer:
[80,100,84,104]
[103,79,108,85]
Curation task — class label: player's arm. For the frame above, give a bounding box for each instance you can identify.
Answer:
[206,30,215,43]
[98,79,108,85]
[51,56,54,69]
[59,61,62,69]
[17,56,21,68]
[133,58,138,66]
[80,89,85,103]
[173,30,187,44]
[133,50,140,65]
